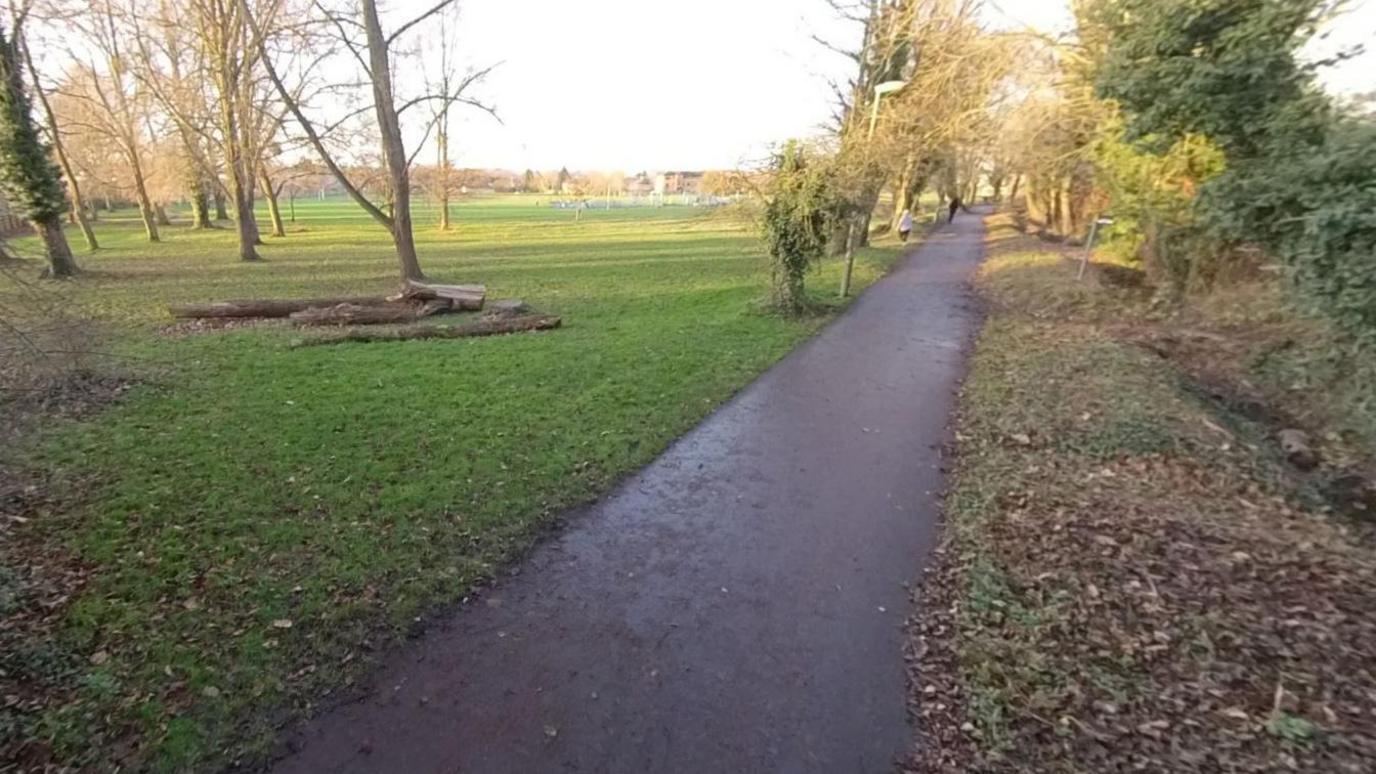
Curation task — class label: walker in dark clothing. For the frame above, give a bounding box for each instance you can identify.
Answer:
[948,196,962,223]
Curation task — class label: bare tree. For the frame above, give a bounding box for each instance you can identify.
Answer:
[195,0,267,260]
[21,36,97,250]
[423,7,460,231]
[131,2,221,230]
[60,0,160,241]
[130,0,301,260]
[251,0,494,282]
[817,0,1013,239]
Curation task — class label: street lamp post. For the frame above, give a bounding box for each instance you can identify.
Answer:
[843,80,907,298]
[867,80,906,141]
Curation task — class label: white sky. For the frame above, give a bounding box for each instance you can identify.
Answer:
[397,0,1374,172]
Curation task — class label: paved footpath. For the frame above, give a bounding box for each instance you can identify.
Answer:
[272,211,988,774]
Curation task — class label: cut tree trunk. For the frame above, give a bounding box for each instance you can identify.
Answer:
[396,280,485,310]
[169,296,396,319]
[288,300,450,326]
[293,314,562,347]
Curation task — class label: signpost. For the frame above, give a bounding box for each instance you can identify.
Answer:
[1077,217,1115,281]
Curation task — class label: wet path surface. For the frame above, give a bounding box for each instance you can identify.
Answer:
[272,212,988,773]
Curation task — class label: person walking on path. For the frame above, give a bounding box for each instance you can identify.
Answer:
[898,208,913,243]
[948,195,962,223]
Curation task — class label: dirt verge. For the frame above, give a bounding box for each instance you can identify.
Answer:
[904,215,1376,773]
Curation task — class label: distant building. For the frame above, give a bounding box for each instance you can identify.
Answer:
[624,172,655,197]
[653,171,705,196]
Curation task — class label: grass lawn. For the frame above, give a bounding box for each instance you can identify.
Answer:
[1,195,906,770]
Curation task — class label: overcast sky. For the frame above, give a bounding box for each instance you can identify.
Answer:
[400,0,1373,172]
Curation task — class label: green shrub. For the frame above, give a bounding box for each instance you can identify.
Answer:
[1088,0,1376,344]
[759,141,837,314]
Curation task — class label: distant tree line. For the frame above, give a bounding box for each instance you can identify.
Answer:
[759,0,1376,346]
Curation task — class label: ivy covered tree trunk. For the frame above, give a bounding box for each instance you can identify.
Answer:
[213,188,229,220]
[188,178,212,229]
[0,25,77,277]
[762,141,834,315]
[183,162,213,229]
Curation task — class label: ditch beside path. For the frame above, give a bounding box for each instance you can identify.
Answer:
[271,210,990,774]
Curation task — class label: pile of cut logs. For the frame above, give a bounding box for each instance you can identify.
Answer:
[168,281,561,345]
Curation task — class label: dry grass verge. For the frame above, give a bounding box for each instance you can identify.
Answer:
[904,214,1376,773]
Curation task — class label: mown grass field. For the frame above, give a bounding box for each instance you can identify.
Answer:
[0,196,905,770]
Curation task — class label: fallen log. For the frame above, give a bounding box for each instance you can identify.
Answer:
[397,280,485,310]
[288,300,452,326]
[168,296,391,319]
[482,299,529,318]
[292,314,562,347]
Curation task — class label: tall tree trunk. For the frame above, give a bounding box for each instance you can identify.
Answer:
[73,195,97,250]
[216,62,259,261]
[104,51,157,242]
[228,171,259,260]
[131,166,161,242]
[188,177,212,228]
[889,166,915,234]
[248,183,262,246]
[1009,174,1021,203]
[887,177,906,234]
[855,183,881,248]
[362,0,423,281]
[436,134,450,231]
[213,187,228,220]
[260,170,285,237]
[36,218,78,278]
[1025,176,1043,226]
[436,108,450,231]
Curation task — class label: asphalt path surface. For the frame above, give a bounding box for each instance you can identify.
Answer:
[271,209,989,773]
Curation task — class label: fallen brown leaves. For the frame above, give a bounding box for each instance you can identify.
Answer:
[0,472,95,769]
[904,217,1376,773]
[910,427,1376,773]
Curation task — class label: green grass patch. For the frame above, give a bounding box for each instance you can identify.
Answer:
[1,196,907,770]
